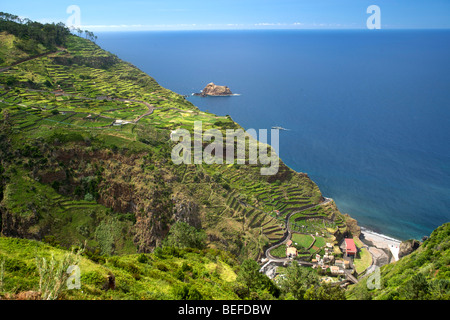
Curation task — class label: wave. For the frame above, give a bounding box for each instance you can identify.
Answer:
[360,227,402,243]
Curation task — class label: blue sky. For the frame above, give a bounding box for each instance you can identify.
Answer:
[2,0,450,31]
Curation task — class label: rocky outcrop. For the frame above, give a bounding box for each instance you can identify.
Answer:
[398,239,421,259]
[196,83,232,96]
[0,206,41,240]
[172,196,201,229]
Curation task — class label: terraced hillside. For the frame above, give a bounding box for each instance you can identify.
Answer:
[0,28,354,264]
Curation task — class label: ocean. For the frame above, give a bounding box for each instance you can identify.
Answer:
[96,29,450,241]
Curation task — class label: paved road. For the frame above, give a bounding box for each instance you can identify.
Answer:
[260,197,359,284]
[263,197,332,262]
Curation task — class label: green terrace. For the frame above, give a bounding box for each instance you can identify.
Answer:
[269,233,332,260]
[288,205,347,236]
[0,30,339,262]
[174,164,286,260]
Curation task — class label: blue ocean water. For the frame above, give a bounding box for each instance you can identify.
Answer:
[97,30,450,241]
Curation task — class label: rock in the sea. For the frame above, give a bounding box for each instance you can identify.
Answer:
[398,239,421,259]
[198,82,232,96]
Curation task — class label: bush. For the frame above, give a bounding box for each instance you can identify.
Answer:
[137,253,148,264]
[84,193,94,201]
[163,222,206,250]
[172,284,203,300]
[181,262,192,272]
[80,271,105,287]
[35,248,84,300]
[154,261,168,272]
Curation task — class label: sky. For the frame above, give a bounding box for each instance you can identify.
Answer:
[2,0,450,31]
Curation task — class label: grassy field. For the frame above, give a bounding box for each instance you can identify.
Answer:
[291,233,314,249]
[353,237,372,274]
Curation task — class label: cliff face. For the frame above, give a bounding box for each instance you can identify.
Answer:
[200,82,232,96]
[398,239,421,259]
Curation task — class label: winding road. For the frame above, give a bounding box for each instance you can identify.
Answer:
[260,196,361,284]
[263,197,332,263]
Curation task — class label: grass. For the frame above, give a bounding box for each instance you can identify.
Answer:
[0,32,46,66]
[291,234,314,249]
[353,237,372,274]
[0,237,240,300]
[0,31,348,264]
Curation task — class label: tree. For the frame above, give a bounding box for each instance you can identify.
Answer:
[278,261,319,299]
[236,259,279,298]
[0,109,12,162]
[429,279,450,300]
[0,14,71,48]
[402,273,430,300]
[163,221,206,249]
[237,259,263,291]
[172,284,203,300]
[304,282,346,300]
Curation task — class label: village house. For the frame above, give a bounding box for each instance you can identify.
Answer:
[330,266,343,275]
[286,247,298,259]
[113,119,132,126]
[323,253,334,264]
[343,238,357,258]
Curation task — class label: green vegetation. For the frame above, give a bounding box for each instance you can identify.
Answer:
[347,223,450,300]
[0,12,330,273]
[0,12,71,66]
[163,222,207,250]
[0,13,447,301]
[352,237,372,274]
[277,261,345,300]
[0,237,243,300]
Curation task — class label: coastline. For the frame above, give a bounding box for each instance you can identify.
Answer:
[359,227,402,262]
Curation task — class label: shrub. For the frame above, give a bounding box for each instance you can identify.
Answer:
[154,262,168,272]
[181,262,192,272]
[163,222,206,250]
[172,284,203,300]
[80,271,105,287]
[35,248,84,300]
[137,254,148,264]
[84,193,94,201]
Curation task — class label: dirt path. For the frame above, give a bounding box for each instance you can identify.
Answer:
[0,48,65,73]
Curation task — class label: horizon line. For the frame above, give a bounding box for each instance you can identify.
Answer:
[80,26,450,32]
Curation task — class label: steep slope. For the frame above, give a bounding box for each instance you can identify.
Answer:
[347,223,450,300]
[0,17,351,263]
[0,236,241,300]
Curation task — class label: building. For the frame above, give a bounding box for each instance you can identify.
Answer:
[286,247,298,259]
[344,238,357,257]
[330,266,341,275]
[113,119,132,126]
[335,259,344,268]
[323,254,334,264]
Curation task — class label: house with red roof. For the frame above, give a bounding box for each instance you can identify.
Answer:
[344,238,357,257]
